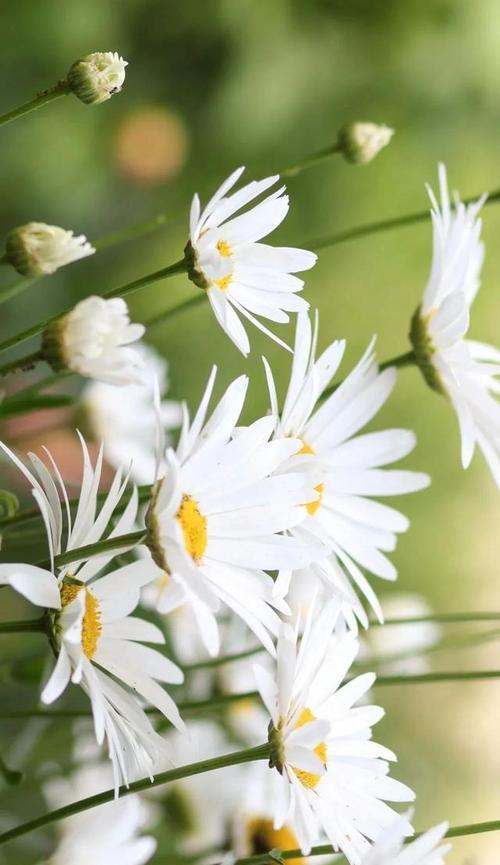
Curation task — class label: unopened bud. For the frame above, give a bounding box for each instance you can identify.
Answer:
[67,52,128,105]
[5,222,94,277]
[338,122,394,165]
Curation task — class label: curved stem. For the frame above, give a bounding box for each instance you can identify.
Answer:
[0,259,186,356]
[279,143,342,178]
[378,350,416,372]
[49,529,146,569]
[0,81,71,128]
[375,611,500,626]
[0,350,42,377]
[0,618,46,635]
[0,743,270,847]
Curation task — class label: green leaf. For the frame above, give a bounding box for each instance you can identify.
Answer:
[0,489,19,520]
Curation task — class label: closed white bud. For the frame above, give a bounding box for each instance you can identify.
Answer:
[68,52,128,105]
[42,296,146,385]
[338,122,394,164]
[5,222,94,277]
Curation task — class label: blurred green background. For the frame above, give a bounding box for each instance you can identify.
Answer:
[0,1,500,862]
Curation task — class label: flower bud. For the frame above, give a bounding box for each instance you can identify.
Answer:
[67,52,128,105]
[5,222,95,277]
[41,296,146,385]
[338,122,394,165]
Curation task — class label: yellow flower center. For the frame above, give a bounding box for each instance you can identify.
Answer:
[246,817,304,865]
[216,239,232,257]
[297,442,324,515]
[292,707,327,790]
[298,440,315,455]
[176,493,207,563]
[213,273,233,291]
[60,583,102,659]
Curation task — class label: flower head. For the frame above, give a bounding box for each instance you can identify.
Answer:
[82,343,182,484]
[411,164,500,485]
[255,602,414,864]
[0,435,182,790]
[185,167,317,355]
[144,367,327,656]
[42,296,146,385]
[5,222,94,276]
[264,312,430,627]
[362,812,451,865]
[44,758,156,865]
[68,52,128,104]
[338,122,394,165]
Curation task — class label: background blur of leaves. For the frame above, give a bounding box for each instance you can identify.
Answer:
[0,1,499,862]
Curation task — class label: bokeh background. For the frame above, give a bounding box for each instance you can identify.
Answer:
[0,1,500,862]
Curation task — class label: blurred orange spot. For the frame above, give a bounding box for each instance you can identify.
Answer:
[115,107,189,185]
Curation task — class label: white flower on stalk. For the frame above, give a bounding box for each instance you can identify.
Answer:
[338,122,394,165]
[185,167,317,355]
[83,343,182,484]
[361,812,450,865]
[44,760,156,865]
[5,222,95,277]
[411,164,500,486]
[264,312,430,627]
[144,366,328,657]
[42,296,146,385]
[255,602,414,865]
[68,52,128,104]
[0,435,182,791]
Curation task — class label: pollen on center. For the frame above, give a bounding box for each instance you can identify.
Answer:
[216,239,232,257]
[246,816,304,865]
[298,440,315,455]
[213,273,233,291]
[60,583,102,659]
[292,707,327,790]
[176,493,207,563]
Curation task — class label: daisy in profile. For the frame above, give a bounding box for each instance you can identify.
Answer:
[254,601,414,865]
[82,343,182,484]
[410,164,500,486]
[184,167,317,355]
[0,435,182,790]
[145,367,327,656]
[264,311,430,626]
[361,812,451,865]
[43,756,156,865]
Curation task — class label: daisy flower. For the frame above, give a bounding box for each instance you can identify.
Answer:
[83,343,182,484]
[361,812,451,865]
[254,601,415,865]
[44,759,156,865]
[5,221,95,276]
[144,366,327,656]
[184,167,317,355]
[42,296,146,385]
[264,311,430,626]
[410,163,500,485]
[0,435,182,790]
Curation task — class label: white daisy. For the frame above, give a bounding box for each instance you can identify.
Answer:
[42,296,146,385]
[83,343,182,484]
[185,167,317,355]
[264,311,430,627]
[0,435,182,790]
[144,366,328,657]
[44,760,156,865]
[410,163,500,485]
[361,812,450,865]
[254,601,415,865]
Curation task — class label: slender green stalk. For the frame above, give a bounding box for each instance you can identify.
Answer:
[0,618,46,635]
[50,529,146,569]
[0,81,71,129]
[0,743,270,847]
[0,350,42,377]
[306,188,500,252]
[0,278,34,306]
[279,143,342,178]
[145,293,205,328]
[0,393,73,418]
[374,612,500,626]
[93,213,173,251]
[184,646,263,672]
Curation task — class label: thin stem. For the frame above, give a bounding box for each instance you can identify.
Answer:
[375,669,500,686]
[0,350,42,377]
[145,293,205,329]
[279,143,342,178]
[93,213,173,251]
[50,529,146,569]
[0,277,34,306]
[0,81,71,129]
[184,646,263,672]
[0,743,270,847]
[0,393,73,418]
[306,188,500,252]
[374,612,500,626]
[378,350,416,372]
[0,259,186,356]
[0,618,46,635]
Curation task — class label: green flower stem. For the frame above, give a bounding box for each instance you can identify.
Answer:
[279,143,342,178]
[0,278,34,306]
[378,350,416,372]
[184,646,263,672]
[0,259,186,357]
[0,742,270,847]
[145,293,205,328]
[0,618,46,635]
[374,611,500,626]
[0,393,73,418]
[93,213,173,251]
[0,350,43,378]
[49,529,146,569]
[0,81,71,129]
[306,188,500,253]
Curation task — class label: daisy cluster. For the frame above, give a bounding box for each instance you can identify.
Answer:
[1,158,498,865]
